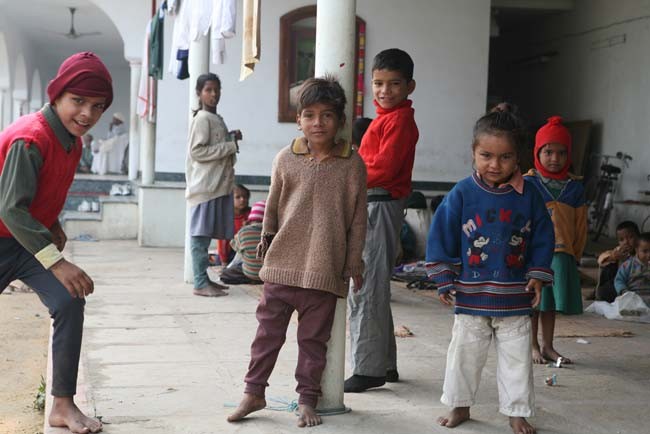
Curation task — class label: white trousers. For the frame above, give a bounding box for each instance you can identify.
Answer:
[441,314,534,417]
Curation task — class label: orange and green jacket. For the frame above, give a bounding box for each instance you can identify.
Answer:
[525,169,588,260]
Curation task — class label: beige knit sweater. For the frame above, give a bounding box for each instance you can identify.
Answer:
[259,137,367,298]
[185,110,237,206]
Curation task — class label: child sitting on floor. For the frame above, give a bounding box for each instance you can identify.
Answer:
[217,184,251,265]
[596,221,640,302]
[614,232,650,296]
[220,200,265,284]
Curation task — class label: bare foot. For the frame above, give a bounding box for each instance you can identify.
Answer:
[297,404,322,428]
[49,397,102,433]
[509,416,536,434]
[227,393,266,422]
[532,344,547,364]
[193,285,228,297]
[209,278,229,290]
[541,347,572,364]
[437,407,470,428]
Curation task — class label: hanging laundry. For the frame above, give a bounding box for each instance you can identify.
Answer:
[168,0,180,15]
[240,0,260,80]
[150,5,165,80]
[211,0,237,64]
[137,20,157,123]
[189,0,213,41]
[169,0,190,75]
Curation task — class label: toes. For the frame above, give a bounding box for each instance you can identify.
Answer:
[297,417,307,428]
[437,417,449,426]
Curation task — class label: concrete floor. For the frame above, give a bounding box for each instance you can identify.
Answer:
[45,240,650,434]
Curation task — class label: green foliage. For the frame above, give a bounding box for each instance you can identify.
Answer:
[33,376,46,412]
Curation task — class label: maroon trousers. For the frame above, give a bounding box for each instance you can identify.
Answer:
[244,282,338,408]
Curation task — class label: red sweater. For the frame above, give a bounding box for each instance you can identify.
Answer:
[0,111,81,238]
[217,210,250,263]
[358,100,419,199]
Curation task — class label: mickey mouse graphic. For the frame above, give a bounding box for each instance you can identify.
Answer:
[467,233,490,267]
[506,229,526,268]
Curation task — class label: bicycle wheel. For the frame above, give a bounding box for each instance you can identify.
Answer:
[589,180,609,231]
[593,205,612,241]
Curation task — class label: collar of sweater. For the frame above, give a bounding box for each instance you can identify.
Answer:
[373,99,413,115]
[291,136,352,159]
[473,169,524,194]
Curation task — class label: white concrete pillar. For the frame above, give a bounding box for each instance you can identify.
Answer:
[128,60,142,180]
[314,0,356,415]
[0,89,5,129]
[141,113,156,185]
[12,98,24,121]
[183,34,210,284]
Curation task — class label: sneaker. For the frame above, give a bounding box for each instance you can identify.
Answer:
[109,184,121,196]
[77,200,91,212]
[344,375,386,393]
[91,201,100,212]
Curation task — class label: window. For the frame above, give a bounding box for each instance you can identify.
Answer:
[278,5,366,122]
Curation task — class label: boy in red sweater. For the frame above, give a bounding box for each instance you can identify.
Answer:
[0,52,112,433]
[346,48,419,392]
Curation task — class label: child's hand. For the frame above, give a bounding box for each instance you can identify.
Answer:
[230,130,243,141]
[50,259,94,298]
[352,275,364,292]
[439,290,455,306]
[526,278,543,308]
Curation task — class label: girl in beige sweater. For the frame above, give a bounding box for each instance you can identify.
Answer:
[228,76,367,428]
[185,73,242,297]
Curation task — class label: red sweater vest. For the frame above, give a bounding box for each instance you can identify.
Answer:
[0,111,81,238]
[358,100,419,199]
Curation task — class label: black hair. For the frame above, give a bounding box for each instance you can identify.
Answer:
[372,48,414,82]
[234,184,250,199]
[352,117,372,146]
[296,75,347,120]
[616,221,640,236]
[193,73,221,117]
[639,232,650,244]
[472,102,528,156]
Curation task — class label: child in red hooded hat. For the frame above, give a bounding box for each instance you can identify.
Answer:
[525,116,587,365]
[0,51,112,433]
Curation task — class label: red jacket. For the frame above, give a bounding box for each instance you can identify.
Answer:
[217,210,250,263]
[358,100,419,198]
[0,111,81,238]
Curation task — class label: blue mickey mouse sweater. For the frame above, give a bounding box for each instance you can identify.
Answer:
[426,173,555,317]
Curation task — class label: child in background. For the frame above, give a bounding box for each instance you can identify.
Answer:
[426,103,554,434]
[217,184,251,265]
[351,116,372,149]
[220,200,265,284]
[185,73,242,297]
[525,116,587,365]
[614,232,650,295]
[0,51,112,434]
[596,221,640,302]
[346,48,419,393]
[228,76,367,428]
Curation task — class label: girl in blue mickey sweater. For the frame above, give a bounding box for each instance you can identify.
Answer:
[426,103,555,434]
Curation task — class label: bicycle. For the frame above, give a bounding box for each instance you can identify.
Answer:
[584,152,632,241]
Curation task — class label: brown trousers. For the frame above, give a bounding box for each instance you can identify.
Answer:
[244,282,338,407]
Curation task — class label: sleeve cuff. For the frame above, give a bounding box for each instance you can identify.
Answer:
[35,243,64,269]
[425,262,458,294]
[526,267,554,284]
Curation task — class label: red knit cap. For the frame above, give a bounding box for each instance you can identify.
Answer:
[47,52,113,110]
[534,116,572,179]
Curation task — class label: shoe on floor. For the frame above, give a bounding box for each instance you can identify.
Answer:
[344,375,386,393]
[386,369,399,383]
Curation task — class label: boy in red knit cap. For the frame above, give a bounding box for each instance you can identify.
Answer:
[525,116,587,365]
[346,48,419,392]
[0,52,112,433]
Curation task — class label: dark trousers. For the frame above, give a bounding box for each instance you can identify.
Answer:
[0,238,84,397]
[596,263,618,302]
[244,282,338,408]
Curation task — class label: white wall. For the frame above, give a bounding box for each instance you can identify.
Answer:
[502,0,650,203]
[155,0,491,183]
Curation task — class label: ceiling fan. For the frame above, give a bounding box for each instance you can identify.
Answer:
[55,7,102,40]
